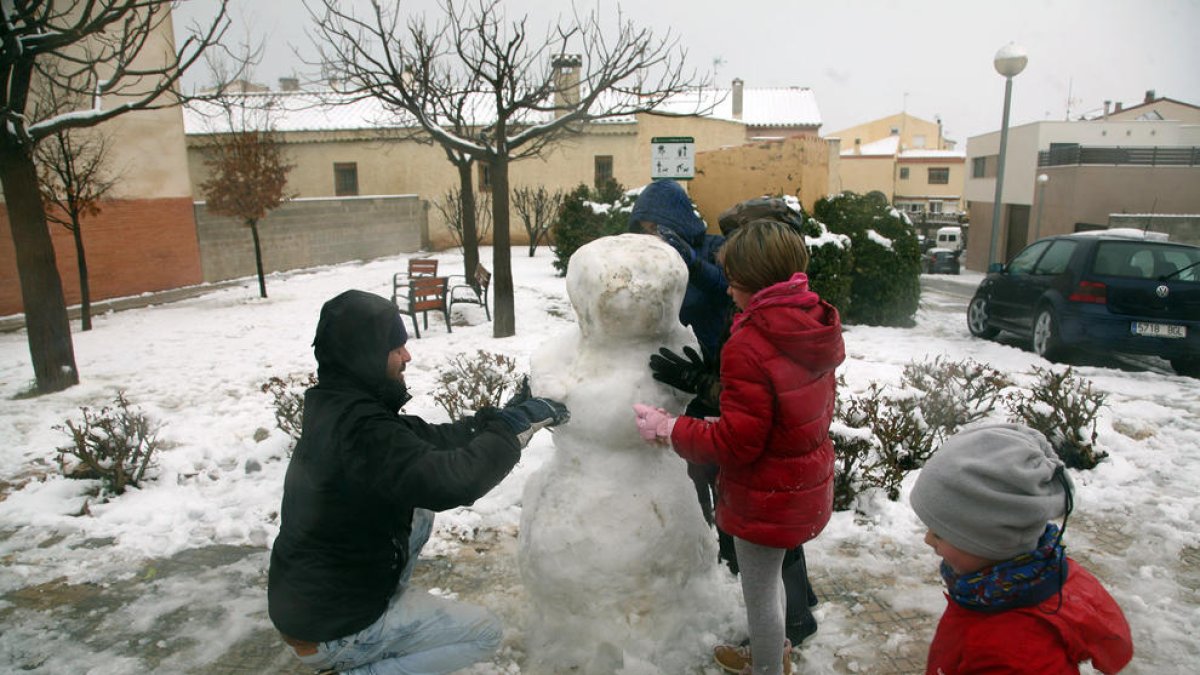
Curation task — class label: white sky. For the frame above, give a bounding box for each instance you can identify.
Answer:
[1,244,1198,671]
[173,0,1200,142]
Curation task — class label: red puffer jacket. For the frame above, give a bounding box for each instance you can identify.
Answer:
[671,273,845,548]
[926,561,1133,674]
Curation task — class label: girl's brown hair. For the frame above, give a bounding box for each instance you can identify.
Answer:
[720,219,810,294]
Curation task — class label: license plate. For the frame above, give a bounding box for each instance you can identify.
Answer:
[1132,322,1187,339]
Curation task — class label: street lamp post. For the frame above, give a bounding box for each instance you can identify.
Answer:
[1033,173,1049,241]
[987,43,1028,268]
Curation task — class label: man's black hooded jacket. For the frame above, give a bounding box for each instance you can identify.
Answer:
[267,290,521,642]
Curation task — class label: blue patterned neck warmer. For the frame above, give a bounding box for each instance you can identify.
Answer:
[941,524,1067,613]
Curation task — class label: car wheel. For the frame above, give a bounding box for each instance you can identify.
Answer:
[967,295,999,338]
[1032,307,1066,362]
[1170,357,1200,378]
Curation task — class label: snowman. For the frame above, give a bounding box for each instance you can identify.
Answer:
[519,233,740,674]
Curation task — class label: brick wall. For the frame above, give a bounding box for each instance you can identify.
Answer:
[193,195,428,283]
[1,197,202,315]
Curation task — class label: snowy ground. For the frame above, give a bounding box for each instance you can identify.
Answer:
[1,249,1197,673]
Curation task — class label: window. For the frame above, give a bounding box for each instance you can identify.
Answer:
[334,162,359,196]
[594,155,613,189]
[928,167,950,184]
[478,163,492,192]
[929,200,943,214]
[1032,240,1078,275]
[899,167,910,180]
[972,156,997,178]
[1007,240,1051,275]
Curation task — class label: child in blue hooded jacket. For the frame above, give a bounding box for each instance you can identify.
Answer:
[628,180,730,358]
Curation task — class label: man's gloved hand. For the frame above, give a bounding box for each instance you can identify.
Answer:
[504,375,532,408]
[633,403,675,445]
[657,227,697,269]
[496,397,570,447]
[649,345,715,395]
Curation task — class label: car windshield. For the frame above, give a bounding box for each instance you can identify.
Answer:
[1091,241,1200,281]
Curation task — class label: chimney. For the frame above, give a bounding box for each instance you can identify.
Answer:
[732,78,744,120]
[279,77,299,92]
[551,54,582,117]
[1145,89,1156,103]
[1115,101,1123,112]
[1103,100,1111,119]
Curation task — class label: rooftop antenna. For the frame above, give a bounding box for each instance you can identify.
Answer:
[1143,197,1157,234]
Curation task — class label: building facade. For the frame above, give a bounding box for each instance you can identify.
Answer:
[964,117,1200,270]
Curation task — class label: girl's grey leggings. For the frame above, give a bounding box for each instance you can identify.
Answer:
[734,536,788,675]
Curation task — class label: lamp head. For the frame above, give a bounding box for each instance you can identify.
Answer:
[993,43,1028,78]
[1037,173,1049,184]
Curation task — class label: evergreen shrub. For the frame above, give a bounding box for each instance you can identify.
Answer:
[813,191,922,326]
[550,182,634,276]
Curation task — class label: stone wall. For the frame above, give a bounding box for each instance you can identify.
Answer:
[193,195,427,283]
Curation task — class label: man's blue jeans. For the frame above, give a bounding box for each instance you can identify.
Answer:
[296,509,503,674]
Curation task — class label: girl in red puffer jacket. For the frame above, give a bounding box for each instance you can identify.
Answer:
[634,219,845,675]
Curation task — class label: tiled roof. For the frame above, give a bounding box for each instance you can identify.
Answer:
[184,85,822,135]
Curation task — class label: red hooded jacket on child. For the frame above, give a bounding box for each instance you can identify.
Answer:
[926,561,1134,674]
[670,272,845,549]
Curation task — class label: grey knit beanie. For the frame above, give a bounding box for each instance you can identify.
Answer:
[910,423,1073,560]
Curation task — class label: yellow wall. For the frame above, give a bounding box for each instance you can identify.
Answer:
[837,156,896,197]
[186,113,751,250]
[894,159,965,211]
[827,112,946,151]
[688,135,833,225]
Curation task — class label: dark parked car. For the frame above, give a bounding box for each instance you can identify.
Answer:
[967,231,1200,376]
[924,248,961,274]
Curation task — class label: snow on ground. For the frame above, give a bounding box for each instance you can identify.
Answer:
[1,249,1197,673]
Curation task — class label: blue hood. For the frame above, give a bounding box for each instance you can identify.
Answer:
[627,180,707,246]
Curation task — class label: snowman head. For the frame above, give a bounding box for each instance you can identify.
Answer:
[566,234,688,344]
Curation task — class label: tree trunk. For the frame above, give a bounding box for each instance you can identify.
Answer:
[72,219,92,331]
[0,141,79,392]
[249,220,267,298]
[490,156,514,337]
[457,162,479,282]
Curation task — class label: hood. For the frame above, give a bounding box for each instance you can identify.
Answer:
[313,290,409,408]
[734,273,845,373]
[627,180,707,246]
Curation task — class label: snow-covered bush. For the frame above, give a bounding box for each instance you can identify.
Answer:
[1005,366,1107,469]
[261,372,317,446]
[812,191,921,326]
[832,357,1014,510]
[55,391,161,497]
[433,350,521,421]
[550,182,634,276]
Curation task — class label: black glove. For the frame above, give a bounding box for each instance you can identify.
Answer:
[495,397,570,447]
[657,227,697,269]
[649,345,715,396]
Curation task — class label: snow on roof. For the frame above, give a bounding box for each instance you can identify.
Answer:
[184,85,822,135]
[841,135,899,157]
[900,148,965,159]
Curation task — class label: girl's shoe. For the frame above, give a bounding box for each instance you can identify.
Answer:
[713,639,792,675]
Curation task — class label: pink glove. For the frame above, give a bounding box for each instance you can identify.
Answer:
[633,403,676,445]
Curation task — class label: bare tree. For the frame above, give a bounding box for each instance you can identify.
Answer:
[1,1,237,393]
[435,186,492,252]
[198,99,294,299]
[307,0,708,337]
[512,185,563,257]
[35,120,121,332]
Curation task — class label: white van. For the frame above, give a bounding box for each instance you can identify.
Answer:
[936,226,963,252]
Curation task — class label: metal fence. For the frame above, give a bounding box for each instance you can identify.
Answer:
[1038,145,1200,167]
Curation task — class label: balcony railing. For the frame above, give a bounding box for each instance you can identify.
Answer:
[1038,145,1200,167]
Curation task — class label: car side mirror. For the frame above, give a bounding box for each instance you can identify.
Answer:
[987,262,1005,274]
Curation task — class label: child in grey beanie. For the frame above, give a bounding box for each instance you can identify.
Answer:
[910,423,1132,674]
